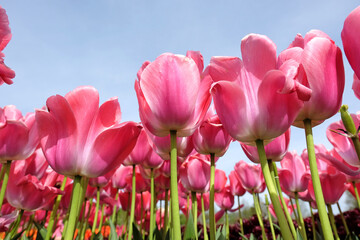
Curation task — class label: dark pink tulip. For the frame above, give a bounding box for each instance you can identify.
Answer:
[0,6,15,85]
[241,128,290,163]
[89,168,116,188]
[138,165,161,179]
[228,170,246,197]
[214,168,227,193]
[119,191,131,212]
[124,166,149,193]
[0,210,17,232]
[155,174,170,190]
[23,148,48,179]
[278,151,310,197]
[36,86,141,178]
[342,6,360,98]
[141,149,164,170]
[193,107,232,157]
[279,30,345,127]
[0,106,39,162]
[214,185,234,211]
[209,34,310,144]
[111,165,133,190]
[135,51,212,137]
[123,127,152,166]
[234,160,265,193]
[327,114,360,168]
[179,153,210,193]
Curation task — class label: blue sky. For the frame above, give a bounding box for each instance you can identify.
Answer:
[1,1,360,213]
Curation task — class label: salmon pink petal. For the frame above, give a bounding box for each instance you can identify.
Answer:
[0,6,11,51]
[241,34,277,81]
[208,56,242,82]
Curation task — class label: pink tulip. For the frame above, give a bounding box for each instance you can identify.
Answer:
[327,114,360,168]
[0,210,17,232]
[209,34,310,144]
[135,51,212,137]
[111,165,133,190]
[277,151,310,198]
[214,185,234,211]
[179,153,210,193]
[138,165,161,179]
[228,170,246,197]
[214,168,227,193]
[234,160,265,193]
[155,174,170,191]
[193,106,232,157]
[279,30,345,127]
[123,127,152,166]
[197,192,210,212]
[342,6,360,98]
[124,166,149,193]
[35,86,141,178]
[241,128,290,163]
[0,6,15,85]
[0,106,39,163]
[269,198,295,219]
[89,168,116,188]
[141,149,164,170]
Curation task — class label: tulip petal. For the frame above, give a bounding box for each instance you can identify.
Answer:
[208,56,242,82]
[0,7,11,51]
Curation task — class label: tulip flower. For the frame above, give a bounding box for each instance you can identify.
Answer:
[111,165,133,190]
[234,160,265,194]
[0,6,15,85]
[229,170,246,235]
[215,185,236,240]
[135,51,212,238]
[36,86,141,240]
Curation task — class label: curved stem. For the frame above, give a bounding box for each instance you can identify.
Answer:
[91,187,101,240]
[309,202,317,240]
[209,153,216,240]
[256,139,293,239]
[170,130,181,238]
[336,202,349,235]
[269,160,297,239]
[295,193,307,240]
[127,165,137,240]
[9,209,24,237]
[0,161,11,210]
[191,192,198,240]
[352,182,360,209]
[225,210,229,240]
[253,192,267,240]
[201,194,209,240]
[45,176,68,240]
[163,190,169,240]
[303,119,334,240]
[63,175,84,240]
[237,196,244,235]
[265,194,276,240]
[327,204,339,240]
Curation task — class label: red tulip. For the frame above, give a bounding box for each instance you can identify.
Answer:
[279,30,345,127]
[234,160,265,193]
[0,6,15,85]
[241,128,290,163]
[36,86,141,178]
[209,34,310,144]
[135,51,212,137]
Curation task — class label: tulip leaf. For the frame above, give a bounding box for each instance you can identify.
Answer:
[238,232,249,240]
[108,218,118,240]
[249,233,256,240]
[34,222,47,240]
[4,230,25,240]
[276,235,283,240]
[132,223,142,240]
[184,212,196,240]
[215,226,225,240]
[153,223,162,240]
[345,232,359,240]
[296,229,304,240]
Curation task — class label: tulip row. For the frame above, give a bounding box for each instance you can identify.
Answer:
[1,3,360,240]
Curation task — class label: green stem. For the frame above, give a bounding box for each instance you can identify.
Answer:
[80,200,93,240]
[163,190,169,240]
[290,198,299,223]
[191,192,198,240]
[303,119,334,240]
[253,192,267,240]
[209,153,216,240]
[78,200,87,240]
[237,196,244,236]
[98,204,105,235]
[340,105,360,162]
[309,202,316,240]
[295,193,307,240]
[170,130,181,238]
[149,169,155,240]
[201,194,209,240]
[256,139,293,240]
[9,209,24,237]
[111,190,119,224]
[0,161,11,210]
[336,202,349,235]
[225,210,229,240]
[269,160,297,239]
[327,204,339,240]
[265,195,276,240]
[91,187,101,240]
[127,165,137,240]
[0,164,5,183]
[352,182,360,209]
[45,176,68,240]
[64,175,84,240]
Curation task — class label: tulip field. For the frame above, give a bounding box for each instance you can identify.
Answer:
[2,2,360,240]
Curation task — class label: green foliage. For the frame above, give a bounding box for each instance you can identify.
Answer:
[215,226,225,240]
[183,212,196,240]
[34,222,47,240]
[108,219,118,240]
[132,223,142,240]
[345,232,359,240]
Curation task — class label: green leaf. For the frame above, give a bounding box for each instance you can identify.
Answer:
[345,232,359,240]
[215,226,222,239]
[215,226,225,240]
[132,223,142,240]
[296,229,304,240]
[272,223,281,231]
[249,233,256,240]
[34,222,47,240]
[108,218,118,240]
[276,235,282,240]
[184,212,196,240]
[93,232,104,240]
[238,231,249,240]
[7,230,25,240]
[153,223,162,240]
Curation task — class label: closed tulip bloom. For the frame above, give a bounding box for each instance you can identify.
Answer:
[215,185,235,211]
[0,106,39,163]
[135,51,212,137]
[279,30,345,127]
[141,148,164,170]
[0,6,15,85]
[89,169,116,188]
[23,148,48,179]
[179,153,210,193]
[35,86,141,178]
[228,170,246,196]
[193,107,232,157]
[214,168,227,193]
[234,160,265,193]
[123,127,152,166]
[209,34,310,144]
[241,128,290,163]
[124,166,149,193]
[278,151,310,197]
[111,165,133,190]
